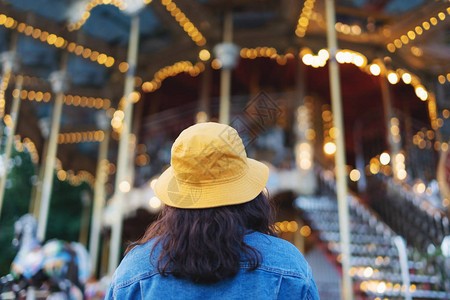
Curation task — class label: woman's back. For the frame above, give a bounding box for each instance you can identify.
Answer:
[107,232,318,300]
[106,123,319,299]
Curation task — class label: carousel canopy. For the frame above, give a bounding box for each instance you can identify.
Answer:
[0,0,448,178]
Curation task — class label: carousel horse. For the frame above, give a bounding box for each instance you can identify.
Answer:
[0,214,90,299]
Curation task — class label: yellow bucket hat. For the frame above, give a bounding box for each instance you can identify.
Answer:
[154,122,269,209]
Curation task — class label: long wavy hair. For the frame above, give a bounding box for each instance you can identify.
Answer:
[126,192,276,284]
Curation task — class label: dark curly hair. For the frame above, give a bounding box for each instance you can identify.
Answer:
[125,192,276,284]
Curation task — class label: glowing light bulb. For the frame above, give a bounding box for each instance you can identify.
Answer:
[349,169,360,182]
[198,49,210,61]
[324,142,337,155]
[380,152,390,165]
[302,53,313,65]
[369,64,381,76]
[397,169,407,180]
[353,54,365,67]
[415,86,428,101]
[387,72,399,84]
[415,182,426,194]
[336,51,345,63]
[318,49,329,60]
[402,73,412,84]
[119,181,131,193]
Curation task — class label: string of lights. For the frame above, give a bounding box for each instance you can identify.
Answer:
[240,47,278,59]
[11,89,112,110]
[367,63,440,131]
[239,47,295,65]
[438,73,450,85]
[0,14,119,69]
[67,0,153,31]
[55,158,95,187]
[301,48,329,68]
[141,61,204,93]
[240,47,367,69]
[335,22,362,36]
[68,0,205,48]
[295,0,316,37]
[11,74,48,88]
[386,8,449,53]
[13,136,39,164]
[160,0,206,46]
[63,94,111,110]
[368,64,432,102]
[58,130,105,144]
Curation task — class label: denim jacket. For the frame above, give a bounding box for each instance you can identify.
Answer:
[106,232,319,299]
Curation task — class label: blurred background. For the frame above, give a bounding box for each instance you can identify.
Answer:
[0,0,449,299]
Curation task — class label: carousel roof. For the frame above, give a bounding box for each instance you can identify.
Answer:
[6,0,448,76]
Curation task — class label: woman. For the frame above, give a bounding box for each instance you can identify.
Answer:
[106,122,319,299]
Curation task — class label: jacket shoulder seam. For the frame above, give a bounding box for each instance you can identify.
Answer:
[240,263,307,279]
[114,271,159,291]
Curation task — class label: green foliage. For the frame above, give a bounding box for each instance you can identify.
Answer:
[0,148,91,276]
[46,180,88,242]
[0,149,35,275]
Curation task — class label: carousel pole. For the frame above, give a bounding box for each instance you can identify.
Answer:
[79,190,92,245]
[433,80,444,143]
[0,75,22,217]
[379,65,401,178]
[325,0,353,299]
[30,119,50,217]
[218,10,233,125]
[36,52,69,241]
[197,64,211,122]
[89,128,110,276]
[108,14,140,275]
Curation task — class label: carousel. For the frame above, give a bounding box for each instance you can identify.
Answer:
[0,0,449,299]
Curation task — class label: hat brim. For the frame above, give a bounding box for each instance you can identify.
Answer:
[154,158,269,209]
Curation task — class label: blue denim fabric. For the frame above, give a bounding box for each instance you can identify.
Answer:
[106,232,320,299]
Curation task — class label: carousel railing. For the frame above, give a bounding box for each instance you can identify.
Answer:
[368,174,449,251]
[294,169,450,299]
